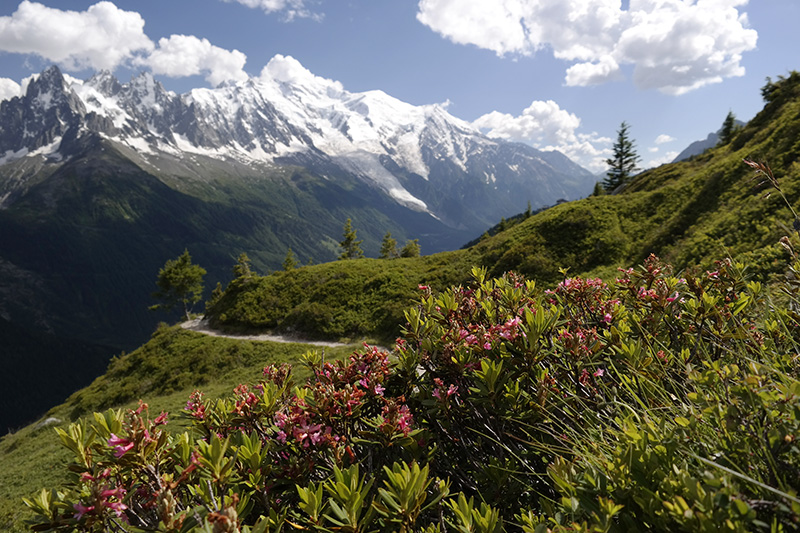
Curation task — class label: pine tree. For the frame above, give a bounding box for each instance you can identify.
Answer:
[283,247,299,270]
[339,218,364,260]
[603,121,640,192]
[718,110,739,146]
[150,249,206,321]
[232,252,253,280]
[399,239,421,258]
[379,231,398,259]
[205,281,224,313]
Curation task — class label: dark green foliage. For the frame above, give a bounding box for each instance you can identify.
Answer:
[149,249,206,321]
[339,218,364,260]
[21,254,800,532]
[233,252,255,279]
[206,253,479,342]
[399,239,421,258]
[379,232,398,259]
[603,121,640,191]
[718,110,740,145]
[62,325,330,418]
[282,248,299,271]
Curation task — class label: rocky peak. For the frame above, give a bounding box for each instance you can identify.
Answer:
[86,70,122,97]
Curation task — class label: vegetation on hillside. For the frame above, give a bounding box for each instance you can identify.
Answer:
[22,249,800,531]
[204,73,800,344]
[5,72,800,532]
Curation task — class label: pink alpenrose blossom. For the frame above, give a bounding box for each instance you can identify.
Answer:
[107,434,134,458]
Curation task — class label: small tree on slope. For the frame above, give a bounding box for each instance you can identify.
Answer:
[603,121,640,192]
[149,249,206,321]
[339,218,364,259]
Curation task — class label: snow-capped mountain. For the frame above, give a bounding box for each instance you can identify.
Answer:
[0,59,597,396]
[0,57,594,227]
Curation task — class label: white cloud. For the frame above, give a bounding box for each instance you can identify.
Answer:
[0,78,21,101]
[472,100,580,146]
[0,1,153,71]
[144,35,248,87]
[655,134,675,144]
[645,150,679,168]
[417,0,757,94]
[221,0,320,20]
[260,54,343,92]
[648,147,659,153]
[472,100,610,172]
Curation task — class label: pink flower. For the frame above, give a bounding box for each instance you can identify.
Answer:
[666,292,679,303]
[153,411,168,426]
[73,502,94,520]
[374,384,385,396]
[108,434,134,458]
[603,313,613,325]
[593,368,605,378]
[100,487,128,518]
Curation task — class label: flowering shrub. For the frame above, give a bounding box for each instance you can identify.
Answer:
[25,253,800,532]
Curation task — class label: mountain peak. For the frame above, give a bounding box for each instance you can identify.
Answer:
[86,70,122,97]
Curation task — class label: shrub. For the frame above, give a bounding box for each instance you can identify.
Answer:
[25,253,800,532]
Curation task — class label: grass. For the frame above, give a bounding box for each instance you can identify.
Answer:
[0,326,360,532]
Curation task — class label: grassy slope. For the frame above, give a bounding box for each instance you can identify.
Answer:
[4,74,800,530]
[205,74,800,344]
[0,326,359,532]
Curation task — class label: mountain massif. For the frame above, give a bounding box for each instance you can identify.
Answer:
[0,59,594,431]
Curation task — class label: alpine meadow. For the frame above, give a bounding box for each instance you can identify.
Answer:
[0,66,800,531]
[3,1,800,532]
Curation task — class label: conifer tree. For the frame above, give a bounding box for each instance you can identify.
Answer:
[339,218,364,259]
[283,247,299,270]
[603,121,640,192]
[399,239,421,258]
[718,110,739,146]
[232,252,253,280]
[150,249,206,321]
[205,281,224,312]
[379,231,398,259]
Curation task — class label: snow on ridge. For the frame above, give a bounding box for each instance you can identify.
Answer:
[0,147,28,165]
[334,150,428,212]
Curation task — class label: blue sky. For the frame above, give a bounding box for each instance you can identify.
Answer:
[0,0,798,172]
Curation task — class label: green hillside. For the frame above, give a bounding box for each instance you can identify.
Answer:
[206,74,800,343]
[3,73,800,531]
[0,326,360,531]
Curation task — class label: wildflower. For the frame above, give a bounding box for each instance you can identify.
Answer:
[153,411,168,426]
[593,368,605,378]
[108,434,134,458]
[73,502,95,520]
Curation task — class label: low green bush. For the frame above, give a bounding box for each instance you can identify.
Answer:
[25,250,800,531]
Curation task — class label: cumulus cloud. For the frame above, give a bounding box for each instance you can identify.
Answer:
[0,78,21,101]
[417,0,758,94]
[144,35,248,87]
[472,100,610,172]
[655,134,675,144]
[260,54,344,92]
[221,0,320,20]
[0,1,153,71]
[645,151,679,168]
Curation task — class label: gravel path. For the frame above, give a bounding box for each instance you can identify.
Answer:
[180,318,352,348]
